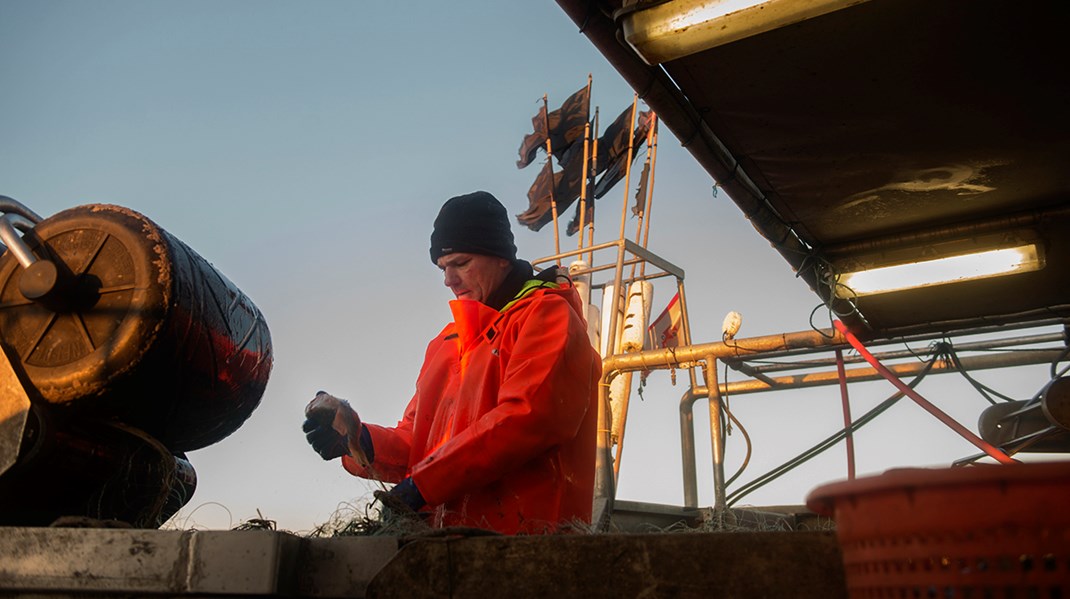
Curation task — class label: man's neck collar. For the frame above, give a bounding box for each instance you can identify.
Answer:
[482,259,534,311]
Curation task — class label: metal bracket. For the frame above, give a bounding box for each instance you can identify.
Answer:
[0,344,31,476]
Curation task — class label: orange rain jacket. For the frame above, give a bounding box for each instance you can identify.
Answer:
[342,273,600,534]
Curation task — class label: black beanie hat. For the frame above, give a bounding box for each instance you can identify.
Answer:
[430,191,517,264]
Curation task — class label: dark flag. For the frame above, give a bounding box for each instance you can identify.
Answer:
[593,110,654,199]
[567,193,594,237]
[515,85,591,169]
[593,105,634,175]
[548,85,590,162]
[516,105,548,169]
[517,152,586,231]
[633,160,650,217]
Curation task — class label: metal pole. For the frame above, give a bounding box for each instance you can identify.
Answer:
[587,107,600,264]
[679,388,701,508]
[703,356,727,510]
[577,120,591,251]
[639,116,659,264]
[699,349,1065,396]
[0,196,44,223]
[0,215,39,268]
[629,114,654,281]
[835,349,855,479]
[833,320,1016,464]
[612,371,634,483]
[540,94,561,263]
[602,326,847,376]
[616,95,638,243]
[592,370,617,531]
[745,332,1067,374]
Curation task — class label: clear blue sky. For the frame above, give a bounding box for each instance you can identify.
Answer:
[0,1,1049,532]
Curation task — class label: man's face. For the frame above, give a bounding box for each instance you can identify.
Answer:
[437,252,512,304]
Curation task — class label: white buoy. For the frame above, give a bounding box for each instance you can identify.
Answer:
[620,281,654,353]
[568,260,591,309]
[586,303,601,352]
[599,284,623,357]
[609,374,630,444]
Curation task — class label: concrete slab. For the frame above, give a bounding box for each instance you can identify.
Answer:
[296,536,399,598]
[0,527,299,595]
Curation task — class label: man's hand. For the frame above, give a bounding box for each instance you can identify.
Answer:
[374,477,426,528]
[302,391,369,465]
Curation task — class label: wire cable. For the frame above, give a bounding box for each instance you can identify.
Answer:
[726,358,937,506]
[720,360,753,487]
[943,344,1019,404]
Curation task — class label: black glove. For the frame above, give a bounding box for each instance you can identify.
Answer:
[302,414,348,460]
[388,477,426,511]
[374,477,427,526]
[303,391,376,464]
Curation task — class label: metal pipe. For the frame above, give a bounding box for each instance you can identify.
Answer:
[617,95,639,244]
[877,310,1070,340]
[677,349,1060,505]
[745,332,1067,374]
[606,319,1068,380]
[0,215,39,268]
[623,239,686,279]
[0,196,44,224]
[533,240,621,268]
[603,327,847,376]
[723,359,781,389]
[834,320,1015,464]
[612,371,634,484]
[676,276,700,392]
[708,349,1063,396]
[534,239,684,281]
[703,356,727,510]
[592,238,629,531]
[592,371,617,530]
[678,388,701,508]
[835,349,855,480]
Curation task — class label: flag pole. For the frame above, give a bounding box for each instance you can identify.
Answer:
[616,93,639,244]
[587,106,600,265]
[578,121,591,252]
[629,114,655,281]
[541,94,561,262]
[576,74,593,254]
[638,115,659,278]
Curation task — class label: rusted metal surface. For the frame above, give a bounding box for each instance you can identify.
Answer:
[602,326,848,377]
[0,526,849,598]
[0,346,29,476]
[366,531,846,599]
[0,204,272,451]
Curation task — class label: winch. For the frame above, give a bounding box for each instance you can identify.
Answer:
[0,197,272,527]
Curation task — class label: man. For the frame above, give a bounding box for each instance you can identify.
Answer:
[303,191,600,534]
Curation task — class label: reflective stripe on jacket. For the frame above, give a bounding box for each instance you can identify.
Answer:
[342,278,600,534]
